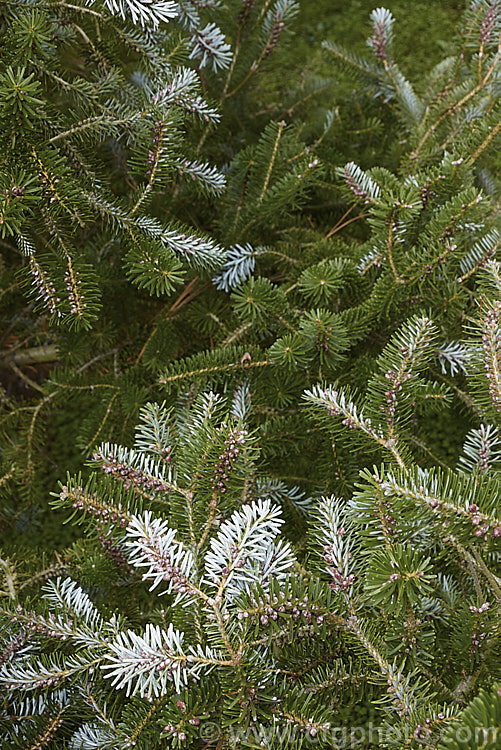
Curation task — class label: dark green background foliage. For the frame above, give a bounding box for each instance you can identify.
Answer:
[0,0,500,748]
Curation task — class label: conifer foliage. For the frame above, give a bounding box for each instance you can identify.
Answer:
[0,1,500,749]
[0,384,500,747]
[0,0,227,329]
[0,0,306,505]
